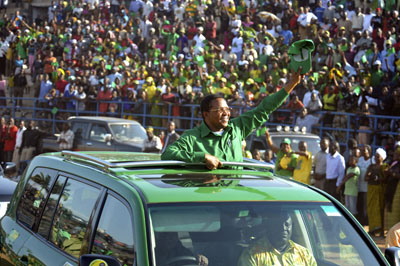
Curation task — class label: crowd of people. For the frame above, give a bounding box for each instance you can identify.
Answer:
[0,0,400,244]
[259,130,400,243]
[0,0,398,139]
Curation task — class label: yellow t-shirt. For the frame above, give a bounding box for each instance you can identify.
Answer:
[293,152,312,185]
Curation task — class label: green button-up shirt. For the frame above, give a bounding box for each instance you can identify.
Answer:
[161,89,289,163]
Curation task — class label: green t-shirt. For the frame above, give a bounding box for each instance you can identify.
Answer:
[161,89,289,166]
[344,166,360,197]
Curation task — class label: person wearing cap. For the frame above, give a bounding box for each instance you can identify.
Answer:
[365,148,388,236]
[380,39,396,74]
[161,67,304,169]
[144,126,162,153]
[371,59,384,88]
[265,130,297,177]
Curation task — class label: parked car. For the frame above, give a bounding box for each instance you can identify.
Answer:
[0,151,397,266]
[0,162,17,218]
[246,125,321,158]
[41,116,148,152]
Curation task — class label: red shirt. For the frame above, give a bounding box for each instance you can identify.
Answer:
[4,125,18,152]
[97,89,112,113]
[56,79,68,94]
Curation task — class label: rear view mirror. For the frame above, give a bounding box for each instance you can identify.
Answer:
[80,254,121,266]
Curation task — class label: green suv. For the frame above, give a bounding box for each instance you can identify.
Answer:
[0,151,397,266]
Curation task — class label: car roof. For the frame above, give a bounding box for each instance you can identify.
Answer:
[68,116,142,124]
[37,151,329,204]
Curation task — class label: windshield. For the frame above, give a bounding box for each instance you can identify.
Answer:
[110,123,147,144]
[272,136,320,156]
[149,202,381,266]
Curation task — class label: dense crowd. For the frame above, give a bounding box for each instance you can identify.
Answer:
[0,0,400,242]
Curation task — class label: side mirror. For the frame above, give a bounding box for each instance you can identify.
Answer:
[105,133,113,144]
[80,254,121,266]
[385,247,400,266]
[4,162,17,176]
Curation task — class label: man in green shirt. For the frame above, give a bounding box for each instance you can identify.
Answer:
[161,70,303,170]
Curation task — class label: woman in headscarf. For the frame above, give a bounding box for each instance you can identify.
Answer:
[365,148,388,236]
[384,148,400,231]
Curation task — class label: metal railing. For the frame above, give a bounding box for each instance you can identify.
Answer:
[1,96,399,151]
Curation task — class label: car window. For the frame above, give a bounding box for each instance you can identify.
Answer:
[110,123,147,144]
[89,124,108,143]
[271,136,320,156]
[92,193,135,266]
[17,168,58,229]
[71,122,89,138]
[149,202,381,266]
[50,179,101,258]
[38,175,67,238]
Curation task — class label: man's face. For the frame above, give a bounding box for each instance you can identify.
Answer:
[265,212,293,251]
[204,98,231,132]
[167,122,175,132]
[281,143,291,153]
[320,139,329,152]
[147,131,154,139]
[329,142,337,155]
[299,142,307,152]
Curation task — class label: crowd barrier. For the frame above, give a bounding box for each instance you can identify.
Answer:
[1,96,399,151]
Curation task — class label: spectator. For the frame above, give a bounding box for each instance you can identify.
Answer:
[295,107,319,133]
[265,130,297,178]
[338,155,360,216]
[357,144,372,226]
[263,148,275,164]
[3,118,18,162]
[13,67,27,108]
[143,126,162,153]
[0,117,5,163]
[293,141,313,185]
[19,121,42,164]
[12,120,26,172]
[162,121,180,153]
[252,149,262,161]
[325,141,346,201]
[365,148,388,237]
[57,123,74,151]
[313,137,329,190]
[384,148,400,231]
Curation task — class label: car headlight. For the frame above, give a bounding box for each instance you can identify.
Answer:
[0,201,9,218]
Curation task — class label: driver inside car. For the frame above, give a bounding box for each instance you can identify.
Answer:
[155,232,208,266]
[237,209,317,266]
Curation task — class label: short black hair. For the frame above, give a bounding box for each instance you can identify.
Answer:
[200,94,224,118]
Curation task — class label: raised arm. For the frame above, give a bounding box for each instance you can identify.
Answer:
[264,130,279,154]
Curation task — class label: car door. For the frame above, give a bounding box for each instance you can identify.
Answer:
[87,123,113,151]
[17,174,103,266]
[89,191,136,266]
[0,168,58,266]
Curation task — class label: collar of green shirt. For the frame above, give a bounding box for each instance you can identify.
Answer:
[199,120,232,138]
